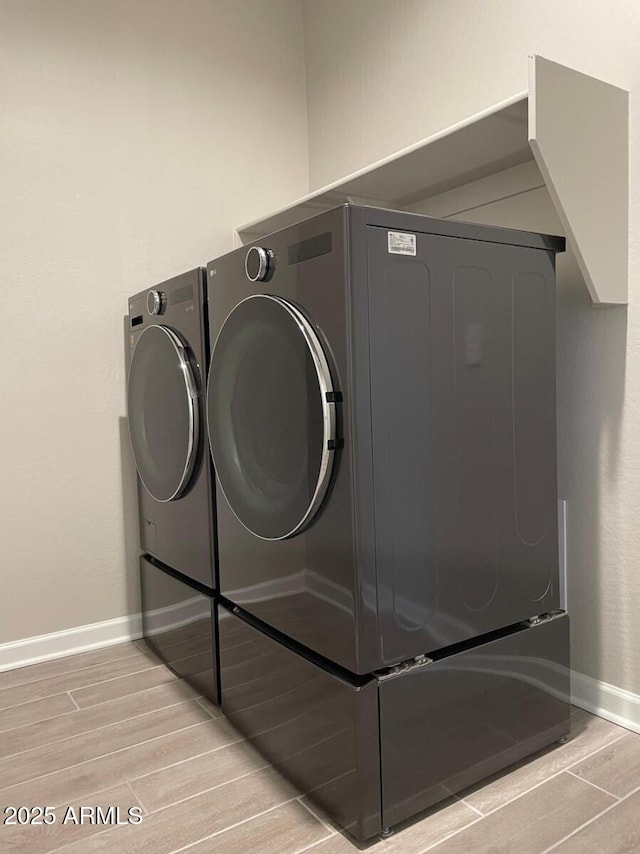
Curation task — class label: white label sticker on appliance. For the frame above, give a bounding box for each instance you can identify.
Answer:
[387,231,416,256]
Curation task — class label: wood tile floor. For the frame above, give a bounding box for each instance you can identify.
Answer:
[0,641,639,853]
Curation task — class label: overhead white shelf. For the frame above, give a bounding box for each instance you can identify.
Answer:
[236,56,628,305]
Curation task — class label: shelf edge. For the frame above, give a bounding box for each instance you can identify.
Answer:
[236,90,529,238]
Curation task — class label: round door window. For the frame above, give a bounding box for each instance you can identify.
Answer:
[207,295,337,540]
[128,325,200,502]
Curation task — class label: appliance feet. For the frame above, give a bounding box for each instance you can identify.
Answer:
[557,736,568,744]
[380,827,393,839]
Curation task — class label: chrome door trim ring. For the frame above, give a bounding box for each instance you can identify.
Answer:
[245,246,270,282]
[127,324,199,503]
[207,294,337,541]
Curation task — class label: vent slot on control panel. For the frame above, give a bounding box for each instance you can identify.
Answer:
[171,284,194,305]
[288,232,332,265]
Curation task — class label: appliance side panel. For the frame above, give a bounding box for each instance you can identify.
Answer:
[346,205,380,673]
[379,615,570,829]
[139,556,218,703]
[367,226,436,666]
[198,270,219,586]
[512,249,559,598]
[368,226,560,663]
[218,604,382,841]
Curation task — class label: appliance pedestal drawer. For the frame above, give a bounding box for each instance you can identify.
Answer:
[219,604,570,842]
[218,602,381,841]
[140,555,219,704]
[379,614,570,829]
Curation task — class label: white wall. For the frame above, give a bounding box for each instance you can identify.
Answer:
[302,0,640,696]
[0,0,308,645]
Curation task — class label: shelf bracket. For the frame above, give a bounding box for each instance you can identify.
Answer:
[528,55,628,305]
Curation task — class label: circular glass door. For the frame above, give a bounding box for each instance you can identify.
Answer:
[128,325,200,502]
[207,295,337,541]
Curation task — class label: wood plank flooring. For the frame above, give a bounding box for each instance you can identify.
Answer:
[0,641,638,853]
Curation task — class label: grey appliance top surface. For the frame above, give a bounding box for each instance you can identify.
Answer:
[240,202,565,254]
[360,203,566,252]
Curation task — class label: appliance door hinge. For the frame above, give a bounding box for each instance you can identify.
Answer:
[377,653,434,683]
[527,610,566,628]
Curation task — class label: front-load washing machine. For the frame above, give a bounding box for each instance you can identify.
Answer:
[126,268,218,701]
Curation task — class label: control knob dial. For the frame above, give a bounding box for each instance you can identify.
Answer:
[147,290,166,316]
[245,246,274,282]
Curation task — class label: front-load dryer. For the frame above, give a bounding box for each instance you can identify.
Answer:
[126,268,216,590]
[206,205,565,675]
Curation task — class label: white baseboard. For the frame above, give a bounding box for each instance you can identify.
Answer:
[0,614,143,673]
[571,670,640,735]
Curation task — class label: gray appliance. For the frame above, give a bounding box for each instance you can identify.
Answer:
[207,205,570,839]
[140,555,218,702]
[127,269,218,702]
